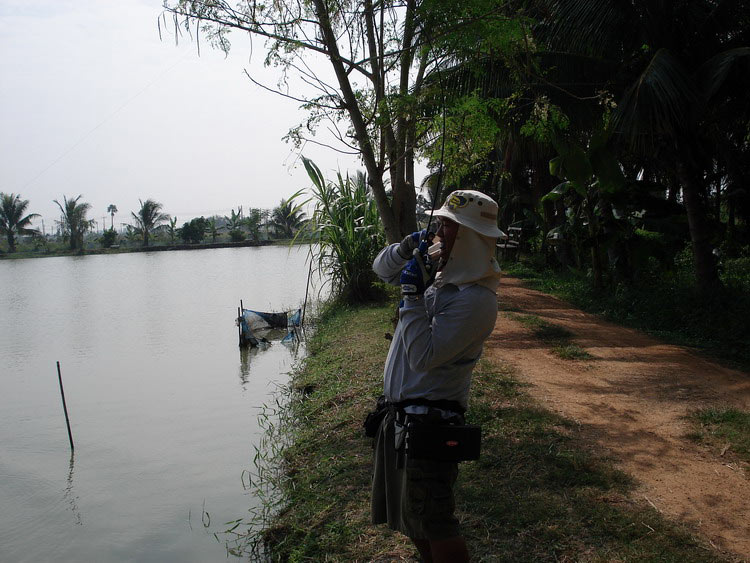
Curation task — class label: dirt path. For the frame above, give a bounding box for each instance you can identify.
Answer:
[485,276,750,560]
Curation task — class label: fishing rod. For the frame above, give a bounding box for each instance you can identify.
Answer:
[423,50,447,238]
[416,23,448,267]
[396,23,448,294]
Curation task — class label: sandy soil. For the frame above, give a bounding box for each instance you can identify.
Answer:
[485,276,750,561]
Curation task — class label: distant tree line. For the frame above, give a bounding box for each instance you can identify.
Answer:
[0,192,308,255]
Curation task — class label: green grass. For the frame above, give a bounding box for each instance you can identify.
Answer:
[503,259,750,371]
[231,301,724,561]
[688,407,750,470]
[508,312,592,361]
[509,313,573,343]
[553,343,594,360]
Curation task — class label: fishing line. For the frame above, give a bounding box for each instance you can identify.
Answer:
[422,24,448,238]
[18,52,190,192]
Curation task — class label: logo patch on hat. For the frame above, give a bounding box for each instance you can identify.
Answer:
[447,194,469,210]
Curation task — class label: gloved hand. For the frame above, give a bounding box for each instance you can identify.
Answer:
[397,229,429,259]
[400,252,435,298]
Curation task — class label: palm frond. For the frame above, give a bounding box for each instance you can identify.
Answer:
[535,0,634,58]
[697,47,750,102]
[613,48,696,149]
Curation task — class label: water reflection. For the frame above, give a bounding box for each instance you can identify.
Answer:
[64,453,83,526]
[237,328,302,389]
[238,346,268,388]
[281,328,302,355]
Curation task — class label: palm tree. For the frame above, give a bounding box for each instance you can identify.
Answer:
[270,198,306,239]
[0,193,39,252]
[131,199,169,247]
[530,0,750,291]
[54,195,93,252]
[107,204,118,230]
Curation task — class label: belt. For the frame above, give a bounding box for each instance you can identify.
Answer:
[390,397,466,416]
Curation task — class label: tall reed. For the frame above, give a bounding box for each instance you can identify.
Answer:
[293,157,386,303]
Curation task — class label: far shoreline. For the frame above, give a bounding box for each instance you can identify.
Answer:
[0,238,310,261]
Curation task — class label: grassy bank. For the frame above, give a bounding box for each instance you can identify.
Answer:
[502,258,750,371]
[245,300,723,562]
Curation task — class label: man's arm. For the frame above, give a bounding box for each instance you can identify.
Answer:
[372,244,409,286]
[399,287,497,372]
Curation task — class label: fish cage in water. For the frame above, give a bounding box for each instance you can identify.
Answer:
[236,301,302,347]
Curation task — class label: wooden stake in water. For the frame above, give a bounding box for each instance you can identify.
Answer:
[56,361,74,451]
[301,259,313,328]
[238,306,243,346]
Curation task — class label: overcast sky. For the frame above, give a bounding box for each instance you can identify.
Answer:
[0,0,368,232]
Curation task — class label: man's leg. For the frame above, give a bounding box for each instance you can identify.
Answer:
[410,536,468,563]
[412,538,433,562]
[428,536,468,563]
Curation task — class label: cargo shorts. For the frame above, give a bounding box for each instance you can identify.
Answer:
[371,411,460,540]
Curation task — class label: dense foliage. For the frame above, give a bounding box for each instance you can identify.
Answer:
[179,217,208,244]
[294,157,386,303]
[422,0,750,295]
[99,228,118,248]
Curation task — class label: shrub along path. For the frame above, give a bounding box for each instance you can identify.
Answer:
[491,276,750,559]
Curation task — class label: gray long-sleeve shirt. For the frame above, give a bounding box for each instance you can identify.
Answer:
[372,244,498,410]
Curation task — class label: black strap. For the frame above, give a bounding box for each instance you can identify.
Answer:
[393,397,466,415]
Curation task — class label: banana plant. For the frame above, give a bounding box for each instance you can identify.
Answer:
[542,127,626,287]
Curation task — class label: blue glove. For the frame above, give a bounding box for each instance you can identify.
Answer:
[400,252,434,298]
[397,229,428,259]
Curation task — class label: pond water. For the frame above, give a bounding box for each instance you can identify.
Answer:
[0,245,319,562]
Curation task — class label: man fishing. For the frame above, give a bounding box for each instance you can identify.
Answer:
[371,189,503,563]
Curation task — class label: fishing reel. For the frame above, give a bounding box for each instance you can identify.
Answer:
[399,229,440,299]
[412,232,440,284]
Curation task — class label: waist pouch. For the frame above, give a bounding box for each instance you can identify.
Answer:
[363,395,388,438]
[406,420,481,462]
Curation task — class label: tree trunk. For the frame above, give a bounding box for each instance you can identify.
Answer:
[675,157,721,292]
[714,169,721,222]
[497,136,515,227]
[667,174,678,202]
[532,154,554,259]
[393,0,418,238]
[585,198,604,289]
[553,199,572,268]
[313,0,401,242]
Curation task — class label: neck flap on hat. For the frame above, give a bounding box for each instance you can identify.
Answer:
[433,225,501,293]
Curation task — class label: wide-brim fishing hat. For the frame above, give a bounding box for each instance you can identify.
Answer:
[433,189,503,238]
